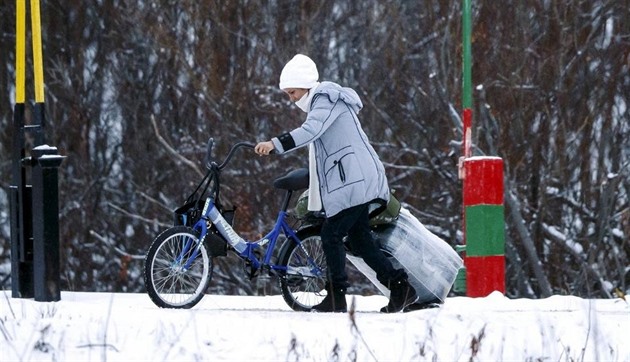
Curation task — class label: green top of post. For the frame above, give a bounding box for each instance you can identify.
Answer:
[462,0,472,109]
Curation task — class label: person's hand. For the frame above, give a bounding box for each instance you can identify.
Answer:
[255,141,275,156]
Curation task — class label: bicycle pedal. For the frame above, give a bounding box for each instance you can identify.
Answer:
[242,260,258,280]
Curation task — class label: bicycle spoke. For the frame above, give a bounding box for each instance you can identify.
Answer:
[279,233,327,311]
[145,227,213,308]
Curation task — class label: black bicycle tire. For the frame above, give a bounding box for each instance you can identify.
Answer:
[144,226,214,309]
[277,228,327,312]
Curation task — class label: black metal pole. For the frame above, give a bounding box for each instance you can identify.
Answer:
[10,103,34,298]
[31,145,65,302]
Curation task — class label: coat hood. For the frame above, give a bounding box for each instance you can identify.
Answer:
[313,81,363,114]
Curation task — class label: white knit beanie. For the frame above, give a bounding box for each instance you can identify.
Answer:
[279,54,319,90]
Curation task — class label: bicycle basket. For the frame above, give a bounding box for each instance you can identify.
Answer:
[173,199,205,227]
[206,207,236,257]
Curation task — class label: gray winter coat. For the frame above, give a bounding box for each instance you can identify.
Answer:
[271,81,390,217]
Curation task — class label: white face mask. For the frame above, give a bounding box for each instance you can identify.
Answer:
[294,83,319,113]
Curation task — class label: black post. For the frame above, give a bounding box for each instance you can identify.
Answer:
[9,186,34,298]
[10,103,34,298]
[31,145,65,302]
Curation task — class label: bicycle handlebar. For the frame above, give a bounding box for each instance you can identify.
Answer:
[218,141,255,170]
[205,138,256,171]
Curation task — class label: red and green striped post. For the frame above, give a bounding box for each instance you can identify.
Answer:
[459,0,506,297]
[463,158,505,296]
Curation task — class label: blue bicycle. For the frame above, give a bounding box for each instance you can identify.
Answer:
[144,139,328,310]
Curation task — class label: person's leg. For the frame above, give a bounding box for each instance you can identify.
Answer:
[346,204,405,284]
[319,209,359,289]
[312,205,363,312]
[346,204,418,313]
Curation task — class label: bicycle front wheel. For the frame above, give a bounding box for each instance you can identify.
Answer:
[144,226,213,308]
[278,229,327,311]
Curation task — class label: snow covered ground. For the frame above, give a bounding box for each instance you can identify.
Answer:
[1,290,628,361]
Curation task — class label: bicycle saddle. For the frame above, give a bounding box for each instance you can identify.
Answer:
[273,168,309,191]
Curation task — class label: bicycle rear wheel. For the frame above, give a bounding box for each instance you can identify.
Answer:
[144,226,213,308]
[278,229,327,311]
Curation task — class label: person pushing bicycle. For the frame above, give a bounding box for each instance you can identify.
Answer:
[255,54,418,313]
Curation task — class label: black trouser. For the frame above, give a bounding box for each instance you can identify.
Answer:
[320,202,406,289]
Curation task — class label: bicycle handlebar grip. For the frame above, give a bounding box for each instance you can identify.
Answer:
[205,137,214,169]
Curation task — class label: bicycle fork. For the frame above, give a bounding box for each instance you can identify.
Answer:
[175,221,209,271]
[284,229,325,279]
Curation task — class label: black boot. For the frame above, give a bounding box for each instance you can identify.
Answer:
[380,277,418,313]
[311,283,347,313]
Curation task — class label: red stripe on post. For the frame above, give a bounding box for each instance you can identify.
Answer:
[464,255,505,297]
[463,157,504,206]
[463,108,472,130]
[462,108,472,158]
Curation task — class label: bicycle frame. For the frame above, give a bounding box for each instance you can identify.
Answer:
[176,196,322,279]
[176,140,322,278]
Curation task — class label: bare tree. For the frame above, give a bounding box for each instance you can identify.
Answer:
[0,0,627,297]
